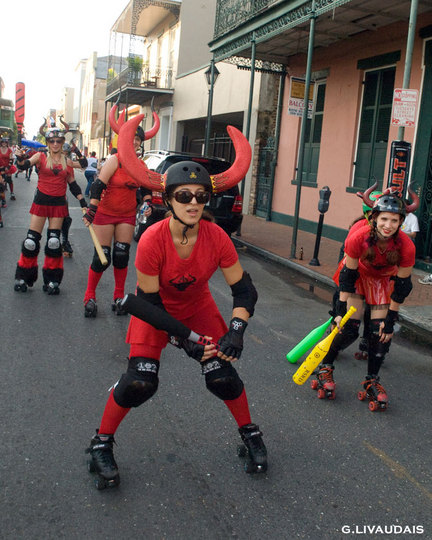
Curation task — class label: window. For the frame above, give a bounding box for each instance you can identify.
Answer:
[352,67,396,191]
[299,81,326,186]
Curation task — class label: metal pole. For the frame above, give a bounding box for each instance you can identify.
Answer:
[241,32,256,199]
[102,100,108,157]
[266,70,286,221]
[397,0,419,142]
[204,57,216,156]
[290,0,316,259]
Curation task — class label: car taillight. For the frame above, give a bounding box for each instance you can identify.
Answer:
[152,192,164,206]
[232,194,243,213]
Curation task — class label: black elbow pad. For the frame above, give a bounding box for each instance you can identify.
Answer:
[230,271,258,317]
[68,181,82,198]
[339,265,359,293]
[391,275,412,304]
[89,178,107,200]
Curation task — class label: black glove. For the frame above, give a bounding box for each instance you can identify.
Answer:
[169,335,214,362]
[83,203,97,224]
[383,309,398,334]
[79,198,88,208]
[218,317,248,360]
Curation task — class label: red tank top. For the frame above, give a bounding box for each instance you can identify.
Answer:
[98,165,140,217]
[37,153,73,197]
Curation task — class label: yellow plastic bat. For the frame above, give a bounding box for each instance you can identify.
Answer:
[292,306,357,385]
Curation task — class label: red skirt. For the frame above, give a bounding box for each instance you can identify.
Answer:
[93,210,135,226]
[30,203,68,218]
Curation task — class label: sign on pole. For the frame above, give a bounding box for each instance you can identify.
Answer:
[288,77,314,119]
[391,88,418,127]
[387,140,411,198]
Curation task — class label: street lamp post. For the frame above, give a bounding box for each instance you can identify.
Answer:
[204,59,220,156]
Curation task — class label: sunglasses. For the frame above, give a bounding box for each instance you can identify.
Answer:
[48,139,63,144]
[173,190,210,204]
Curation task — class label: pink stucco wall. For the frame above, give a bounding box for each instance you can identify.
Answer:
[272,13,432,232]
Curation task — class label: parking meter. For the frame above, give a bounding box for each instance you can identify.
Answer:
[318,186,331,214]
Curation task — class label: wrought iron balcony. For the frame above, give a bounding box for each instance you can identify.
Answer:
[214,0,277,38]
[106,65,174,96]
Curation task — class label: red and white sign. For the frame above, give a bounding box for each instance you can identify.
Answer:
[391,88,418,127]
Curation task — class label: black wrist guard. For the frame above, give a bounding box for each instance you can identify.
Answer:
[390,275,413,304]
[83,204,98,224]
[68,180,82,198]
[230,271,258,317]
[17,159,31,170]
[335,300,347,318]
[339,265,359,293]
[217,317,248,360]
[79,198,88,208]
[89,178,107,200]
[383,309,399,334]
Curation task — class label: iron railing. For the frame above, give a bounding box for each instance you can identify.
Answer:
[106,65,174,96]
[214,0,277,38]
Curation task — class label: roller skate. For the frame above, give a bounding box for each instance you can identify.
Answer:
[14,279,28,292]
[112,298,127,316]
[10,193,16,201]
[358,375,388,411]
[237,424,268,473]
[84,298,98,318]
[0,218,3,228]
[43,281,60,295]
[86,431,120,490]
[310,364,335,400]
[1,200,7,208]
[354,337,368,360]
[62,240,73,258]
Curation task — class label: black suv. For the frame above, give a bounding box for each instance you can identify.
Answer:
[134,151,243,241]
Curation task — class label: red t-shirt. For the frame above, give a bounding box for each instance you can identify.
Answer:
[37,153,73,197]
[345,224,415,278]
[0,147,13,168]
[98,165,140,217]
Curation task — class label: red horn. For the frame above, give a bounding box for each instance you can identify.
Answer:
[39,118,47,137]
[356,181,379,209]
[109,104,126,134]
[59,115,70,132]
[405,187,420,213]
[144,111,160,141]
[211,126,252,193]
[118,114,165,191]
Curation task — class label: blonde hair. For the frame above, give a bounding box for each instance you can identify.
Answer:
[46,150,67,170]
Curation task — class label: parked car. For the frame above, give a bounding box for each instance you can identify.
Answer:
[134,151,243,242]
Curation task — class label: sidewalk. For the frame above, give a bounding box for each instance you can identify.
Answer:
[233,214,432,339]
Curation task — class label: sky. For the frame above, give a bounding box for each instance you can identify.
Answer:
[1,0,129,139]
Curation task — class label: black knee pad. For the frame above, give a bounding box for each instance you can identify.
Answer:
[22,229,41,258]
[112,241,130,269]
[332,318,360,352]
[113,357,159,408]
[368,319,391,356]
[90,246,111,272]
[202,358,244,400]
[44,229,62,258]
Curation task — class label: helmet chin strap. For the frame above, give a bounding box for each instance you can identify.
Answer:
[166,202,195,245]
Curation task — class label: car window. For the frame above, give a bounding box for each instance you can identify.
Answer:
[143,154,164,171]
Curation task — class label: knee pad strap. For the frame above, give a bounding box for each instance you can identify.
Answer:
[203,358,244,400]
[113,357,159,408]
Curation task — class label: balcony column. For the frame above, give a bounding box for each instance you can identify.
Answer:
[290,0,317,259]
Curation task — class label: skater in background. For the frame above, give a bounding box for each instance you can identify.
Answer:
[0,173,5,227]
[315,186,419,411]
[14,127,87,294]
[85,117,267,489]
[81,105,159,318]
[0,137,17,201]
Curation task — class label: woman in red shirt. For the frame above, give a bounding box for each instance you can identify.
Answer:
[315,186,419,411]
[85,115,266,490]
[82,105,159,318]
[14,128,87,294]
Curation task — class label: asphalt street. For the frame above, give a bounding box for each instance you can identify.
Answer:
[0,171,431,540]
